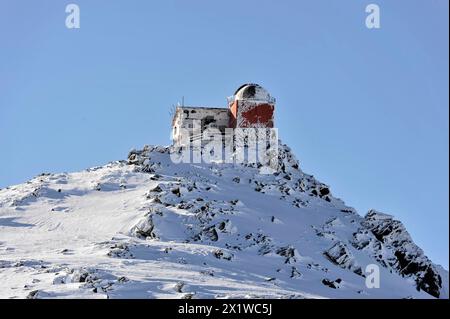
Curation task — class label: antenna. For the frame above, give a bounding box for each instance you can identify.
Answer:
[182,96,185,107]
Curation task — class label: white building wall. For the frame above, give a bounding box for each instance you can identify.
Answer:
[172,107,229,146]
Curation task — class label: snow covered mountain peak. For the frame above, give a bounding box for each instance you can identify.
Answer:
[0,142,447,299]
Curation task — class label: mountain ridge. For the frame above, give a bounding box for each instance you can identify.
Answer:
[0,142,447,299]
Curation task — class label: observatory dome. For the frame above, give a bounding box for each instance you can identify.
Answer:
[234,83,273,102]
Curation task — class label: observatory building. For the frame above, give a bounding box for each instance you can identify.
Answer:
[171,84,275,146]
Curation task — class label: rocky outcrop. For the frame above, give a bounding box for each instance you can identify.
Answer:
[123,144,447,298]
[355,210,446,298]
[324,242,363,277]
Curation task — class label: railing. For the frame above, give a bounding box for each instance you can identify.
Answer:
[227,95,276,105]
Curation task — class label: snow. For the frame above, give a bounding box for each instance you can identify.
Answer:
[0,144,447,299]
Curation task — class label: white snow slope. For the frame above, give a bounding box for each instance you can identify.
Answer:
[0,143,448,299]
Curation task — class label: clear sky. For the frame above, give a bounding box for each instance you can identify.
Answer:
[0,0,448,268]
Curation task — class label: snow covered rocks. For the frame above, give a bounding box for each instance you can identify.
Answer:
[0,142,447,299]
[353,210,446,298]
[324,242,363,277]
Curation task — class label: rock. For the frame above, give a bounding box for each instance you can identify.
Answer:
[276,246,297,264]
[132,216,156,239]
[71,269,90,283]
[149,185,163,193]
[175,282,185,293]
[230,199,240,205]
[290,267,302,279]
[319,187,330,196]
[171,187,181,197]
[213,249,233,261]
[360,210,444,298]
[26,290,40,299]
[118,276,129,283]
[199,226,218,242]
[107,243,134,259]
[324,242,363,277]
[321,278,341,289]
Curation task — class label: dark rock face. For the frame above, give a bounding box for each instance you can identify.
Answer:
[359,210,443,298]
[26,290,40,299]
[322,278,342,289]
[213,249,233,261]
[200,225,219,242]
[324,242,363,277]
[319,187,330,196]
[290,266,302,279]
[276,246,297,264]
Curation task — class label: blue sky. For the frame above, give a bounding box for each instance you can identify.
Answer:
[0,0,448,268]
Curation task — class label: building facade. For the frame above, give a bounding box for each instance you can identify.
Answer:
[228,84,275,128]
[171,83,275,147]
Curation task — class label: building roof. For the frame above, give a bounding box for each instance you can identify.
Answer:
[171,106,228,127]
[175,106,227,111]
[234,83,273,101]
